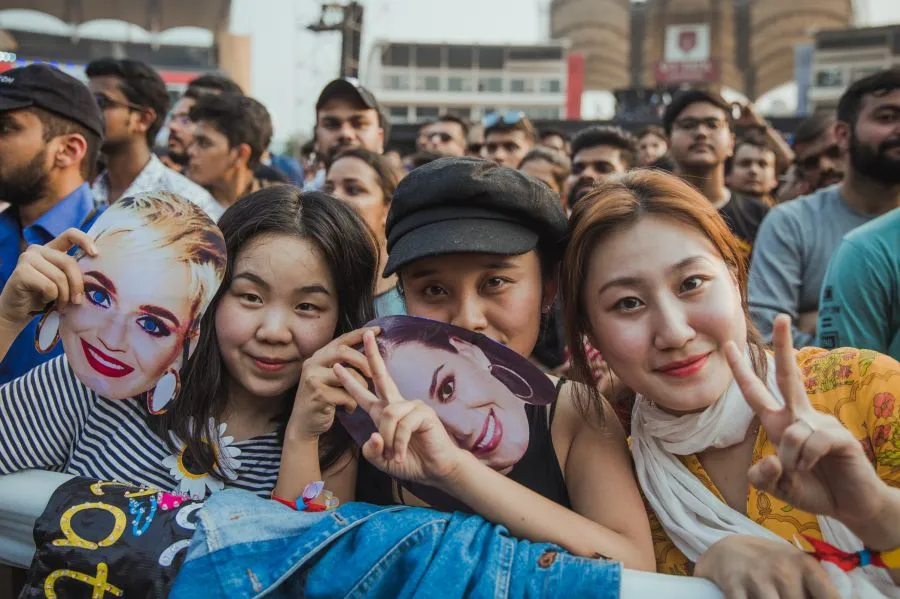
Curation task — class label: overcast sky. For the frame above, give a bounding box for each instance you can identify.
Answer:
[230,0,900,144]
[1,1,898,145]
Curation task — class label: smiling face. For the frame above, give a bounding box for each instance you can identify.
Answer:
[583,215,746,413]
[59,232,195,400]
[400,251,549,359]
[215,233,339,400]
[384,336,529,471]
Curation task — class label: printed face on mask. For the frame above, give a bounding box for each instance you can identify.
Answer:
[38,193,227,409]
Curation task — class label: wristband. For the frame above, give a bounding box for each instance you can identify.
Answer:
[271,481,339,512]
[801,535,900,571]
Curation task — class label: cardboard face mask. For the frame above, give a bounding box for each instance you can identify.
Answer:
[339,315,555,511]
[33,192,227,414]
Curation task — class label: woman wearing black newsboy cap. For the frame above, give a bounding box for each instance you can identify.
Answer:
[336,157,655,569]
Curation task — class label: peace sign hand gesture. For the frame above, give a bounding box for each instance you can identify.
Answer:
[724,315,885,527]
[333,331,467,489]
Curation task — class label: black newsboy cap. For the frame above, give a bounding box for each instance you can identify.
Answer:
[384,157,569,276]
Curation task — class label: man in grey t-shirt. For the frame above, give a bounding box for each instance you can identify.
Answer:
[749,68,900,347]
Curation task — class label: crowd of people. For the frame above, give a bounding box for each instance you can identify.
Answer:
[0,55,898,598]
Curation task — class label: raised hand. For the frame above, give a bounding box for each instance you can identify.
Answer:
[333,330,465,488]
[0,228,97,326]
[724,314,885,525]
[286,327,379,441]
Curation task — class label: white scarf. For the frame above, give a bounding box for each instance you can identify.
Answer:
[631,350,898,598]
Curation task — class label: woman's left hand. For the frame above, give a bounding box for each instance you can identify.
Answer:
[724,314,887,528]
[333,330,467,488]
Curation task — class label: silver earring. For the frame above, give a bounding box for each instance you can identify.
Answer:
[147,369,181,415]
[34,309,61,353]
[488,364,535,400]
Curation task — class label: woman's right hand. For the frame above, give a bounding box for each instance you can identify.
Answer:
[286,327,379,441]
[0,228,96,327]
[694,535,840,599]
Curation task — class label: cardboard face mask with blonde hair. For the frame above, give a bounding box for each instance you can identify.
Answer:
[33,192,227,414]
[340,315,556,511]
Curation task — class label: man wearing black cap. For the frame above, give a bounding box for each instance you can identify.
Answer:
[663,89,768,257]
[0,64,104,383]
[307,77,387,191]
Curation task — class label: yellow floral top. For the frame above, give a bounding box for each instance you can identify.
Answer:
[651,347,900,575]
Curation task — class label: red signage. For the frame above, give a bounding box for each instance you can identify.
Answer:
[655,60,718,84]
[678,31,697,53]
[566,52,584,120]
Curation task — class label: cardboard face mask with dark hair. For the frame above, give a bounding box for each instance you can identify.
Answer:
[33,192,227,414]
[339,315,555,511]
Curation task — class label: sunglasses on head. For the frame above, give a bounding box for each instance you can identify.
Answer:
[483,111,526,129]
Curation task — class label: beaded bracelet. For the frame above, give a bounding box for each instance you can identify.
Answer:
[802,535,900,572]
[271,481,339,512]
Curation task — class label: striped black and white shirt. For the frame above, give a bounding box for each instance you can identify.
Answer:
[0,356,282,498]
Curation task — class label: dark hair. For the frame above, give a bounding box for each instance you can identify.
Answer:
[570,125,638,169]
[190,93,272,168]
[734,131,776,159]
[329,147,399,205]
[485,115,538,143]
[649,153,677,173]
[436,114,470,138]
[540,127,569,143]
[32,107,101,180]
[85,58,170,147]
[518,147,571,191]
[186,73,244,97]
[562,170,767,417]
[792,113,836,148]
[638,125,668,143]
[837,68,900,127]
[407,150,442,169]
[662,89,733,136]
[154,185,379,480]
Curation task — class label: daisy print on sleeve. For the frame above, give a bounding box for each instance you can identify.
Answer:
[163,419,242,500]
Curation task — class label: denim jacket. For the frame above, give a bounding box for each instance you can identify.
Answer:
[170,489,622,599]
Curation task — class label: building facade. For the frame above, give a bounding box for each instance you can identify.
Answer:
[551,0,853,101]
[364,40,568,124]
[809,24,900,113]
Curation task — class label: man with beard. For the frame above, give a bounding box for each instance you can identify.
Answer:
[0,65,104,382]
[186,93,276,210]
[664,90,769,257]
[565,125,636,210]
[785,113,846,200]
[165,74,243,173]
[86,59,222,220]
[749,68,900,348]
[306,78,387,191]
[483,111,537,168]
[423,115,468,157]
[728,133,778,206]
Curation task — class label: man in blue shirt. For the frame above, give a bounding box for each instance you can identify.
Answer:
[0,64,105,383]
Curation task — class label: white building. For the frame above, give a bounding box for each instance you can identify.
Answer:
[364,40,568,124]
[809,24,900,113]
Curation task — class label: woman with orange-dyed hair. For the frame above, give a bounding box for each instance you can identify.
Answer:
[561,169,900,598]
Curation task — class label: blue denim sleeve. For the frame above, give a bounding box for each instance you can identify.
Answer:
[171,490,621,599]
